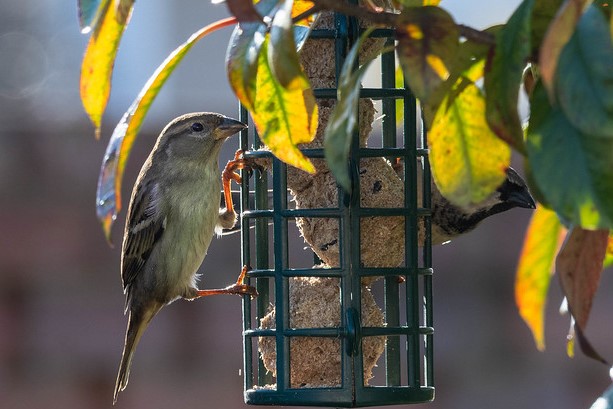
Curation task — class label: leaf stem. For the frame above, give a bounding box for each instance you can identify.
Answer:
[206,16,239,31]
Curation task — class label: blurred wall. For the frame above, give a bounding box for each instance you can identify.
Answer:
[0,1,611,408]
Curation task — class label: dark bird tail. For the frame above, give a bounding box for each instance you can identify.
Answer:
[113,305,161,404]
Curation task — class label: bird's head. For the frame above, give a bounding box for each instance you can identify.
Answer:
[156,112,246,160]
[477,167,536,214]
[431,167,536,243]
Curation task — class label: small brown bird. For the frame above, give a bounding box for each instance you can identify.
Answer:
[113,112,256,403]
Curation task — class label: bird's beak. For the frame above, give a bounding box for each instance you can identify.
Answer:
[507,188,537,209]
[215,117,247,140]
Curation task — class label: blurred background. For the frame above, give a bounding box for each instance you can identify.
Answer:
[1,0,612,408]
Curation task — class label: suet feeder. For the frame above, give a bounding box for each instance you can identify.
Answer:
[237,11,434,407]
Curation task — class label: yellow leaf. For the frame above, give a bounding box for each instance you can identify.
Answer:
[292,0,316,24]
[464,58,485,83]
[251,38,317,173]
[429,82,511,207]
[324,28,386,192]
[96,17,237,241]
[515,205,564,350]
[269,0,304,90]
[226,0,280,111]
[80,0,134,137]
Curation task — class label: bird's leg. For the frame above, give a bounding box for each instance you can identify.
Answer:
[221,150,264,214]
[193,265,258,298]
[221,150,247,217]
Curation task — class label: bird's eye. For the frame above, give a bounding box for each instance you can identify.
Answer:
[191,122,204,132]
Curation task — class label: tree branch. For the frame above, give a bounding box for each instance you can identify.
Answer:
[456,24,497,45]
[312,0,398,25]
[309,0,496,45]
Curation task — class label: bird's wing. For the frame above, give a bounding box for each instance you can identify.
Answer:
[121,179,166,291]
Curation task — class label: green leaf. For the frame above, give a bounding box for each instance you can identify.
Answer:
[484,0,533,154]
[515,205,563,351]
[429,81,511,208]
[80,0,134,138]
[523,158,551,208]
[324,28,386,192]
[269,0,304,89]
[555,5,613,139]
[96,18,236,241]
[396,6,460,102]
[526,82,613,229]
[226,0,280,110]
[252,37,317,173]
[77,0,109,33]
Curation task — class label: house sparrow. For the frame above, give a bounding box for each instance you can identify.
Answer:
[430,167,536,244]
[113,112,257,403]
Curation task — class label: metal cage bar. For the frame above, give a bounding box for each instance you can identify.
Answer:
[239,11,434,407]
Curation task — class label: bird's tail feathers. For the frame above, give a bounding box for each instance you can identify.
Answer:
[113,305,160,404]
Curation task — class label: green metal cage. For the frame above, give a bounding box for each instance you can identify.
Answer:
[237,12,434,407]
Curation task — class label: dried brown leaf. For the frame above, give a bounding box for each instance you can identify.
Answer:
[555,227,608,330]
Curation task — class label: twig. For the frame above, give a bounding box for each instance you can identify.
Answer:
[457,24,497,45]
[312,0,398,25]
[309,0,496,45]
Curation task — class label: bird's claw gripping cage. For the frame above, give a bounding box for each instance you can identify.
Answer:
[237,12,434,407]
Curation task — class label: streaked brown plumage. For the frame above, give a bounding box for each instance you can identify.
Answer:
[114,112,255,403]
